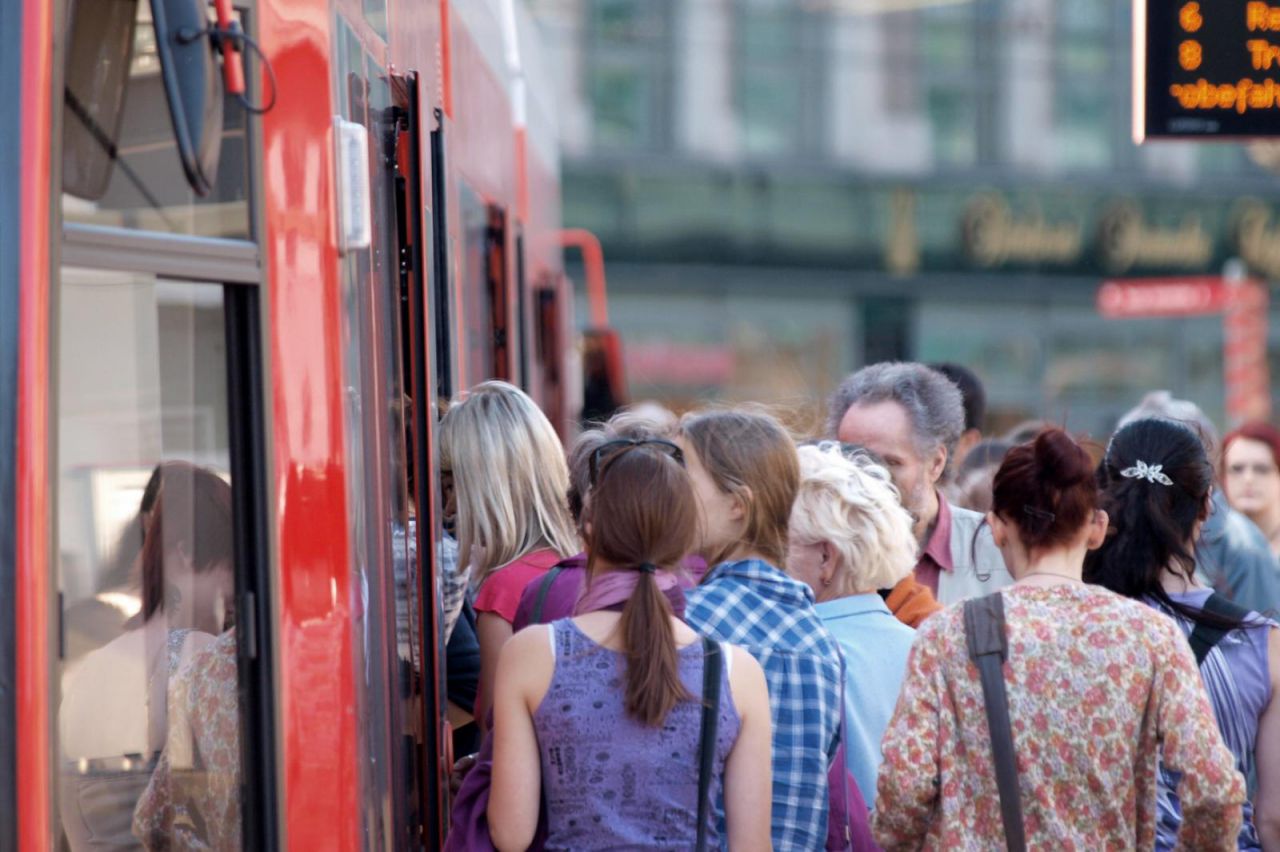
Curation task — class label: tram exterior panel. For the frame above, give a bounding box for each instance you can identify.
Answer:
[1,0,573,847]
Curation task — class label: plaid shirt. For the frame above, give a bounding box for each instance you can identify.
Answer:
[686,559,843,850]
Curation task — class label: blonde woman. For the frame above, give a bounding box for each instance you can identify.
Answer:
[439,381,579,727]
[787,443,917,807]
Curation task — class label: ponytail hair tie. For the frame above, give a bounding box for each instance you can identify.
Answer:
[638,562,658,575]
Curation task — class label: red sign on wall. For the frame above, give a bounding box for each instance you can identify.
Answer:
[1097,276,1233,318]
[1097,275,1271,425]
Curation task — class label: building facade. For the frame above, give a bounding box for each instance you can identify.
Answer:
[531,0,1280,436]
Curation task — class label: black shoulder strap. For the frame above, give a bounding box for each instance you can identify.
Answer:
[963,592,1026,852]
[1188,592,1250,665]
[529,565,564,625]
[696,636,722,852]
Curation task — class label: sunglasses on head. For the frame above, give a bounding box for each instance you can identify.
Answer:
[588,439,685,486]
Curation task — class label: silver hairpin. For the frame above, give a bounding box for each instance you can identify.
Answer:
[1120,460,1173,486]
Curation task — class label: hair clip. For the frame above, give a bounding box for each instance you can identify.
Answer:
[637,562,658,575]
[1120,460,1173,486]
[1022,505,1056,525]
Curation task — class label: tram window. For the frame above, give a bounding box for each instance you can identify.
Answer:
[56,268,246,850]
[60,1,250,239]
[460,187,511,382]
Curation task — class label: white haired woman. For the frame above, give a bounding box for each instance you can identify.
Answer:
[787,442,918,806]
[440,381,580,729]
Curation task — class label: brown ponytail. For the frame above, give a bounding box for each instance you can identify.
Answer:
[584,445,698,727]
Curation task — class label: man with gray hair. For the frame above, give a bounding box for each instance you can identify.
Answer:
[830,362,1011,608]
[1117,391,1280,614]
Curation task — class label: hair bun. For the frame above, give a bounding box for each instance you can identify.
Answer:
[1032,429,1094,487]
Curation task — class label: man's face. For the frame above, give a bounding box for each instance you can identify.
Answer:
[836,400,940,521]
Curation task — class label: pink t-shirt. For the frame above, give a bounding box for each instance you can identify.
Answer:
[473,548,564,624]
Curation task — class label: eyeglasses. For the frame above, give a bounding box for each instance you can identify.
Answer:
[588,439,685,486]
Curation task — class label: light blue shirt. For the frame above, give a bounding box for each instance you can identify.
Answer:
[815,592,916,806]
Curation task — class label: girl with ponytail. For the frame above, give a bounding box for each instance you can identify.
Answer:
[1086,417,1280,850]
[488,442,772,851]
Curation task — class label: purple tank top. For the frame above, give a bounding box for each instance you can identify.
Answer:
[533,619,741,850]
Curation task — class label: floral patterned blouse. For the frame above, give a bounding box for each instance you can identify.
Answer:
[873,583,1245,851]
[133,629,240,851]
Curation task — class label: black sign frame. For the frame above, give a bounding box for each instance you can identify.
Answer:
[1137,0,1280,140]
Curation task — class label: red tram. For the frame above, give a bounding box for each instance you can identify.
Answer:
[1,0,588,847]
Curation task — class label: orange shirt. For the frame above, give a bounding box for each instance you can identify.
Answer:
[883,576,943,628]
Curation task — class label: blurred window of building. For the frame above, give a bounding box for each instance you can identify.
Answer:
[733,0,823,158]
[1051,0,1113,171]
[585,0,673,151]
[1198,144,1250,177]
[881,12,920,117]
[920,5,978,168]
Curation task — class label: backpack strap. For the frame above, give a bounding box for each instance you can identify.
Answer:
[696,636,723,852]
[963,592,1026,852]
[529,565,564,624]
[1188,592,1250,665]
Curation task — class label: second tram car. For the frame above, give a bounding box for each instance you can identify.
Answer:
[1,0,586,847]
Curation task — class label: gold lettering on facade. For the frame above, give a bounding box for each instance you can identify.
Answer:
[1096,201,1213,274]
[885,189,921,276]
[1234,198,1280,279]
[961,194,1083,267]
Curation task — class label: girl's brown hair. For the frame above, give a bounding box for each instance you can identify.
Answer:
[679,409,800,568]
[139,461,234,623]
[990,428,1096,550]
[584,445,698,727]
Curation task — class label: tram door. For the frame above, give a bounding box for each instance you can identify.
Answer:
[332,20,447,850]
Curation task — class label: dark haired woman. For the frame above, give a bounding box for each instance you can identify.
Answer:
[1087,417,1280,850]
[488,443,773,851]
[876,429,1244,848]
[59,461,235,851]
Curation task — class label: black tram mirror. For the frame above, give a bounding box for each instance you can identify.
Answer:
[581,328,629,426]
[62,0,140,200]
[150,0,223,195]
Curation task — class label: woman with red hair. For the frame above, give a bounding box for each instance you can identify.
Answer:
[1224,422,1280,559]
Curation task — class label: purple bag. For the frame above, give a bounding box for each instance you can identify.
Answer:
[827,654,881,852]
[443,709,547,852]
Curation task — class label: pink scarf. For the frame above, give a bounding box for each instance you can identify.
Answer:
[574,565,683,615]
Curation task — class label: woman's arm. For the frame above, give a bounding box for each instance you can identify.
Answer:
[872,625,944,850]
[1152,617,1245,848]
[487,626,552,852]
[722,645,772,851]
[1252,628,1280,849]
[475,611,514,731]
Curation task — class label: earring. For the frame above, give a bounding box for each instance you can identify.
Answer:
[822,577,831,587]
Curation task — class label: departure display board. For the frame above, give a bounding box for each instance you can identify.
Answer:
[1136,1,1280,139]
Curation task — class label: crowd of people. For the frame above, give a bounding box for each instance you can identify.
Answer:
[53,360,1280,850]
[444,363,1280,851]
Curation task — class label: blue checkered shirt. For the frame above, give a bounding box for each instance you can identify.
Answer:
[686,559,843,851]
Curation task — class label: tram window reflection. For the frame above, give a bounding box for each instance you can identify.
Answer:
[56,268,245,850]
[60,1,250,239]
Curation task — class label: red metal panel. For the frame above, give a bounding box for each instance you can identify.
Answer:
[449,20,514,205]
[17,0,53,844]
[258,2,360,849]
[440,0,454,118]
